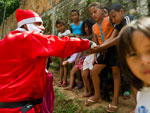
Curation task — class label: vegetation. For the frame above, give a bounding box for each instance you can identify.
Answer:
[51,58,114,113]
[54,88,110,113]
[0,0,20,25]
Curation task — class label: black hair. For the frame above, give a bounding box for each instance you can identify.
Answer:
[102,6,108,11]
[71,9,79,15]
[108,3,123,13]
[55,20,65,27]
[81,19,95,35]
[118,17,150,90]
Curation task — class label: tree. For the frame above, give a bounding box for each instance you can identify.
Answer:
[0,0,20,25]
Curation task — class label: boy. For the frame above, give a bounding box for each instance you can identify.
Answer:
[56,20,71,87]
[88,3,137,112]
[89,3,137,53]
[56,20,71,38]
[85,3,121,113]
[87,2,120,112]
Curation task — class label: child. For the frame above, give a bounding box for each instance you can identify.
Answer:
[118,17,150,112]
[102,7,109,17]
[88,3,137,52]
[70,9,83,37]
[81,19,96,97]
[85,2,120,112]
[69,9,84,88]
[64,52,85,90]
[88,3,137,112]
[56,20,71,87]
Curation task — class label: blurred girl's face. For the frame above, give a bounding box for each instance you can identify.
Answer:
[71,11,79,22]
[126,30,150,86]
[90,6,103,22]
[84,23,90,35]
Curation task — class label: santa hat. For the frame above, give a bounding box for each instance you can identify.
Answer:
[16,9,43,28]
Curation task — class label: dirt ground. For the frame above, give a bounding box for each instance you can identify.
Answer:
[50,69,136,113]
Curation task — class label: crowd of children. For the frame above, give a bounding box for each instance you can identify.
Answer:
[46,2,150,113]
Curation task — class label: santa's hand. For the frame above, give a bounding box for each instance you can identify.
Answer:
[87,41,98,53]
[87,45,100,54]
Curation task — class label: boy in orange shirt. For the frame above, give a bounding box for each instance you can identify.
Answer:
[85,2,121,113]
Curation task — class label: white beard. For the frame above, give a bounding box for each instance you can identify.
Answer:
[26,23,43,33]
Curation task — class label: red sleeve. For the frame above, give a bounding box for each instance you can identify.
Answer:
[25,32,89,58]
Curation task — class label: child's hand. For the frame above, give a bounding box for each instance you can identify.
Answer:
[67,33,75,37]
[94,55,98,64]
[59,35,65,38]
[63,61,68,66]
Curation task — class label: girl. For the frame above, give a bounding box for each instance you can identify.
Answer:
[56,20,71,87]
[81,19,96,97]
[69,9,83,37]
[86,3,120,111]
[63,51,84,90]
[67,9,84,89]
[118,17,150,112]
[63,19,94,90]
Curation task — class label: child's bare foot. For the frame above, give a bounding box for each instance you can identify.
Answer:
[64,86,72,90]
[62,81,67,87]
[57,81,63,87]
[83,92,92,97]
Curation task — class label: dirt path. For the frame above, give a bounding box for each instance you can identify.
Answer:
[50,69,136,113]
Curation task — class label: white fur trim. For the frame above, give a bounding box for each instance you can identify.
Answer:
[16,28,26,32]
[18,17,43,28]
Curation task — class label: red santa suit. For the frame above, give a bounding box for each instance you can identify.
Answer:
[0,9,90,113]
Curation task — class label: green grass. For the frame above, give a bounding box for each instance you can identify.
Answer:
[51,57,117,113]
[53,88,113,113]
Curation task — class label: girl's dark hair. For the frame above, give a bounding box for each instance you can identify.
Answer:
[108,3,123,13]
[118,17,150,90]
[81,19,95,35]
[55,20,65,27]
[71,9,79,15]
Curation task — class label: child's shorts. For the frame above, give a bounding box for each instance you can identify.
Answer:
[83,54,95,71]
[97,46,119,66]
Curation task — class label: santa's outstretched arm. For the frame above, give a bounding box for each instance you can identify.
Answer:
[26,32,92,58]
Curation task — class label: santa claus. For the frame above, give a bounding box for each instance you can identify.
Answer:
[0,9,92,113]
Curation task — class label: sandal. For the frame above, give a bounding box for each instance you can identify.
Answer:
[123,91,131,100]
[62,81,67,87]
[106,104,118,112]
[84,98,101,106]
[57,81,63,87]
[83,93,92,97]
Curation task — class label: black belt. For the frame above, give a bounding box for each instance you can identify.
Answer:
[0,98,42,113]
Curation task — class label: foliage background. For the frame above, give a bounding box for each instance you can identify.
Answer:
[0,0,20,25]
